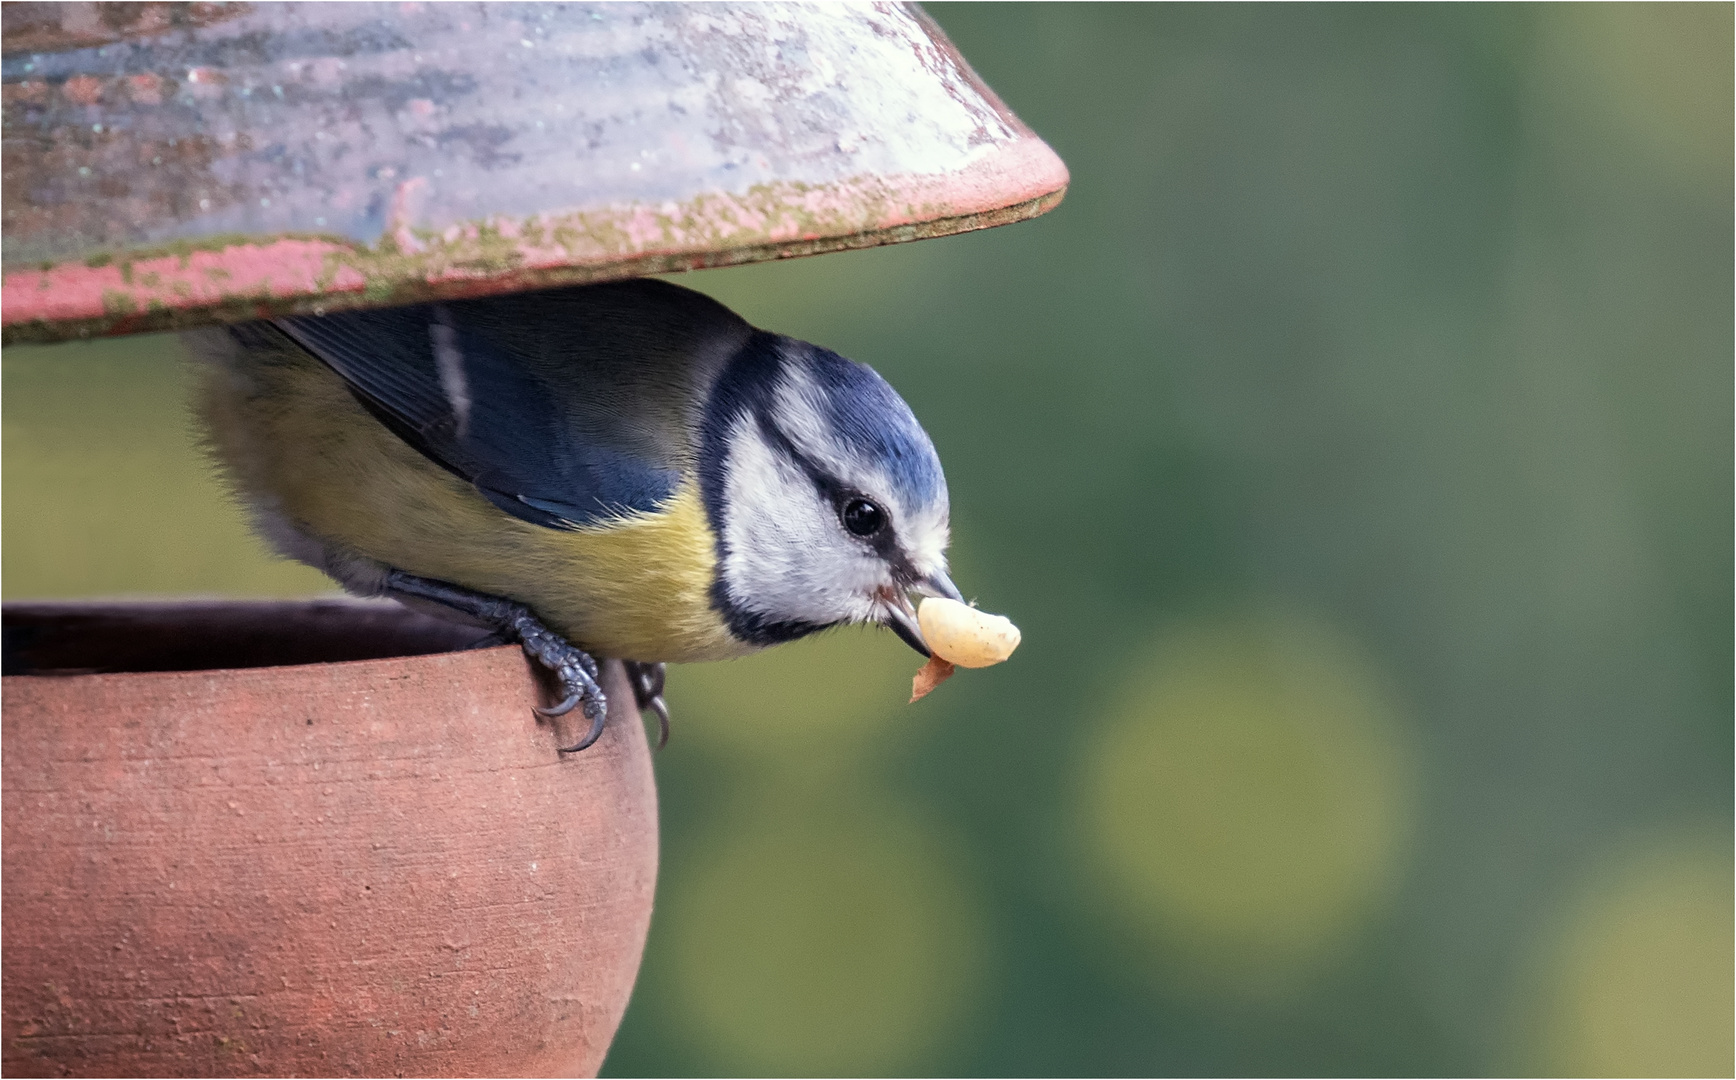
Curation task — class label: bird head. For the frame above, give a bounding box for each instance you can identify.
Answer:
[699,331,962,656]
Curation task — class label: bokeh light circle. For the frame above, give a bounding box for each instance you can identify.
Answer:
[1521,834,1733,1076]
[1076,607,1415,992]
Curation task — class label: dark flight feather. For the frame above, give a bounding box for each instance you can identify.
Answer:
[276,279,752,529]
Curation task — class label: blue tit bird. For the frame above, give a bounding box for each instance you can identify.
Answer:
[185,278,964,751]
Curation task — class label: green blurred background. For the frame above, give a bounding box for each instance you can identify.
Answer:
[5,4,1730,1075]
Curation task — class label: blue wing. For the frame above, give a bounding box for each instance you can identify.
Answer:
[275,280,751,530]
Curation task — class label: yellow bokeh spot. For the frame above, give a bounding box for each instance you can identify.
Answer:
[1077,607,1414,993]
[1523,835,1733,1077]
[1540,4,1733,182]
[663,798,986,1075]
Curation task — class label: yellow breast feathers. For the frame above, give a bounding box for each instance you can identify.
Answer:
[196,340,752,664]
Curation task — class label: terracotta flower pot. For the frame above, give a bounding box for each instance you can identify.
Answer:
[2,599,658,1078]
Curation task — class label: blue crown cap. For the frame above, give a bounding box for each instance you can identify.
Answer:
[803,346,946,510]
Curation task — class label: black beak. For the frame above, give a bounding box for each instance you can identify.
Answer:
[918,569,965,603]
[884,602,930,657]
[880,570,964,658]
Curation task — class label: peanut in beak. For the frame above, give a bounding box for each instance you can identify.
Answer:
[908,597,1020,702]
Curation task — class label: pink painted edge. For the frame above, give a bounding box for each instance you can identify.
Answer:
[2,137,1069,332]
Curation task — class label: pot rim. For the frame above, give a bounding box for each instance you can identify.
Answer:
[3,596,497,679]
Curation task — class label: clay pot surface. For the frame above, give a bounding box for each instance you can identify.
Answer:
[2,600,658,1078]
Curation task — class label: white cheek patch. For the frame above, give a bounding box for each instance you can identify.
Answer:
[719,417,885,626]
[900,510,952,580]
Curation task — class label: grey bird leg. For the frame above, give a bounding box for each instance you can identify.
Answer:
[384,570,608,753]
[624,660,670,750]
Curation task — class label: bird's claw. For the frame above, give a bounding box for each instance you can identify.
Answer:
[624,660,671,750]
[383,570,610,753]
[533,691,583,718]
[383,572,665,755]
[514,631,607,753]
[555,701,607,754]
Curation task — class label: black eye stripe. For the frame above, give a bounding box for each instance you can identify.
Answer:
[755,412,843,498]
[753,412,915,568]
[755,412,870,518]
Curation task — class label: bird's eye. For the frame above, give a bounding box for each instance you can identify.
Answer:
[841,497,886,537]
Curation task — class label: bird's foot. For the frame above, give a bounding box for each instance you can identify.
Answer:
[624,660,670,750]
[384,570,607,752]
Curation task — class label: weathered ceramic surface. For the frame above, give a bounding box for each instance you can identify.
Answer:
[0,1,1068,342]
[2,600,659,1078]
